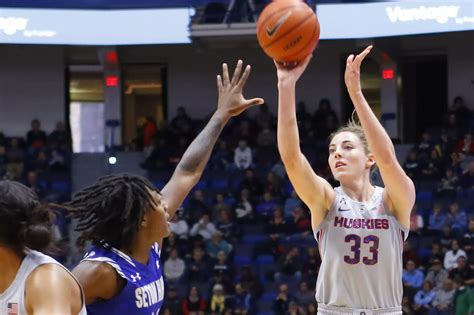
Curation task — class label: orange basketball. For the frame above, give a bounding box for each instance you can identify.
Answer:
[256,0,320,63]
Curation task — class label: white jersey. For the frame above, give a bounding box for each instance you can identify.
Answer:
[314,186,408,313]
[0,250,87,315]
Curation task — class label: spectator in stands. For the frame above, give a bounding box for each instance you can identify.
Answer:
[255,103,274,130]
[234,139,252,170]
[459,160,474,190]
[209,284,227,314]
[313,98,338,133]
[403,240,422,268]
[443,113,462,141]
[206,231,233,259]
[428,203,447,236]
[234,188,254,222]
[444,240,467,271]
[413,280,436,314]
[296,101,312,128]
[287,300,306,315]
[303,247,321,285]
[215,208,240,242]
[210,251,233,293]
[436,168,459,200]
[48,121,71,149]
[420,149,443,180]
[287,206,312,242]
[162,285,181,315]
[238,265,262,298]
[190,213,217,241]
[26,119,47,152]
[171,106,193,138]
[455,132,474,155]
[164,247,186,284]
[263,171,283,198]
[232,118,256,146]
[425,258,448,290]
[239,169,262,199]
[403,260,425,298]
[461,218,474,255]
[186,189,211,224]
[425,243,445,270]
[440,225,455,252]
[402,296,414,315]
[430,278,456,315]
[435,130,455,164]
[446,202,467,234]
[170,208,189,240]
[294,281,314,308]
[231,282,256,315]
[273,283,293,315]
[254,208,287,257]
[307,303,317,315]
[210,140,233,171]
[187,247,209,284]
[416,131,435,160]
[409,204,424,248]
[256,124,276,148]
[449,256,473,286]
[447,96,472,135]
[283,190,301,218]
[211,193,229,219]
[404,149,422,181]
[25,170,46,200]
[6,138,25,180]
[255,192,278,218]
[451,276,473,315]
[274,247,303,283]
[0,145,7,178]
[182,286,206,315]
[26,150,49,176]
[142,117,157,155]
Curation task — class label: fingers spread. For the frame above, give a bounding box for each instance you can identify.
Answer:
[237,65,251,89]
[217,75,223,92]
[346,54,354,66]
[231,60,243,85]
[245,97,265,107]
[222,63,230,86]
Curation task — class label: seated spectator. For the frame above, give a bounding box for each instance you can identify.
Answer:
[171,106,194,138]
[238,266,263,298]
[26,150,49,176]
[307,303,317,315]
[454,132,474,155]
[48,121,72,149]
[287,300,305,315]
[420,148,443,179]
[274,247,303,283]
[425,258,448,290]
[416,131,435,160]
[459,160,474,190]
[435,130,455,163]
[185,189,211,224]
[430,278,455,315]
[210,251,233,293]
[403,241,422,268]
[26,119,47,151]
[439,225,455,252]
[215,208,240,242]
[210,140,233,171]
[409,205,424,248]
[170,209,189,240]
[403,149,422,181]
[206,231,233,259]
[428,203,447,235]
[209,284,227,315]
[313,98,338,130]
[234,139,252,170]
[436,168,459,200]
[461,218,474,255]
[283,190,301,218]
[239,169,262,199]
[413,281,436,314]
[403,260,424,298]
[6,138,25,180]
[287,206,312,242]
[402,296,414,315]
[164,248,186,284]
[162,285,182,315]
[273,283,294,315]
[443,240,467,271]
[234,188,254,222]
[424,243,445,270]
[186,247,209,284]
[24,170,46,200]
[231,282,256,315]
[452,276,473,315]
[294,281,314,308]
[255,103,274,130]
[211,193,230,219]
[256,125,276,149]
[446,202,467,234]
[182,286,206,315]
[255,192,278,218]
[448,256,473,286]
[190,214,217,241]
[263,171,283,198]
[303,248,321,285]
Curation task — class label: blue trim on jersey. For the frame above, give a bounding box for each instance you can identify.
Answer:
[83,243,164,315]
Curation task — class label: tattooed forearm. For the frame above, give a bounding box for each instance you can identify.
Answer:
[177,116,224,173]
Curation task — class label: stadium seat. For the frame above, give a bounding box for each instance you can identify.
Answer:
[233,255,252,267]
[416,191,433,210]
[242,235,266,245]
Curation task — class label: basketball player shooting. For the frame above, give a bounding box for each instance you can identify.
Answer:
[68,60,263,315]
[275,46,415,314]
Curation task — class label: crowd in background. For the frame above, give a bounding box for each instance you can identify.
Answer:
[0,96,472,314]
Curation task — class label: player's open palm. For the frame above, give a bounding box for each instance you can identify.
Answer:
[217,60,264,117]
[345,45,372,94]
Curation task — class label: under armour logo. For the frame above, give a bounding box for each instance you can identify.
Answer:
[131,272,141,282]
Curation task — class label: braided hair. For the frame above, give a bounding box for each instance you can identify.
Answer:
[0,180,56,253]
[67,174,159,250]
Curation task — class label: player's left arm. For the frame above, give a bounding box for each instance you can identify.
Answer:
[24,263,83,315]
[161,60,263,219]
[345,46,415,229]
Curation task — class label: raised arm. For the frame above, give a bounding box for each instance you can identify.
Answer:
[161,60,263,218]
[25,264,83,315]
[275,57,334,228]
[344,46,415,228]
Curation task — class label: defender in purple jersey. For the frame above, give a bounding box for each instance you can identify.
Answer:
[67,60,264,315]
[275,47,416,314]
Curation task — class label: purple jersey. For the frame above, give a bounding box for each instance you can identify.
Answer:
[83,242,164,315]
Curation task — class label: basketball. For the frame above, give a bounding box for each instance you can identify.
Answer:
[256,0,320,63]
